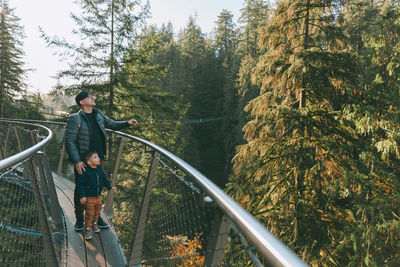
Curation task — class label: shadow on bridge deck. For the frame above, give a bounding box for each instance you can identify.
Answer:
[53,172,126,267]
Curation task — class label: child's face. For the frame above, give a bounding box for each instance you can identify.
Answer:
[87,153,101,167]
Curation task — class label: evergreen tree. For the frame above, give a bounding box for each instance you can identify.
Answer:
[214,10,241,182]
[0,0,26,117]
[228,0,363,264]
[150,23,181,94]
[338,0,400,264]
[116,25,187,148]
[42,0,149,117]
[110,27,189,253]
[215,10,236,58]
[177,17,226,186]
[237,0,270,57]
[235,0,270,140]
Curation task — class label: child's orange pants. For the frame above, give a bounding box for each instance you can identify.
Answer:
[84,196,102,228]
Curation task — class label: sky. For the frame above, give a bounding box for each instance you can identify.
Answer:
[8,0,244,94]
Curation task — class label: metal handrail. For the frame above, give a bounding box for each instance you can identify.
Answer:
[113,130,308,267]
[1,118,307,267]
[0,119,53,171]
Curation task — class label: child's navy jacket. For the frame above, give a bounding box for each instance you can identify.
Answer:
[77,166,112,198]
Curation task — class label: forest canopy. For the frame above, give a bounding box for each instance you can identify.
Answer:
[1,0,400,265]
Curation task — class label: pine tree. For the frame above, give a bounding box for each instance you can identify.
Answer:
[110,27,189,253]
[215,10,236,59]
[0,0,26,117]
[228,0,363,264]
[238,0,270,57]
[150,23,180,94]
[338,0,400,264]
[214,9,241,183]
[177,17,226,186]
[235,0,270,141]
[42,0,149,117]
[116,25,188,147]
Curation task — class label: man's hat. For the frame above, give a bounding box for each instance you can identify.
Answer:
[75,91,89,106]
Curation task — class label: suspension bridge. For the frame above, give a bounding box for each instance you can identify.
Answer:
[0,118,308,267]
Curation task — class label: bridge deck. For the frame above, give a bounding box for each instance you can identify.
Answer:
[53,173,126,267]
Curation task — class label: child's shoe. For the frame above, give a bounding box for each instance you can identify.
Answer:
[92,222,100,233]
[84,227,93,240]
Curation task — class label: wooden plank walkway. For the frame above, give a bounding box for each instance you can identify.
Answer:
[53,173,127,267]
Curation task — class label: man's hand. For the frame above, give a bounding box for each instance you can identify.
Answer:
[80,197,87,205]
[110,186,117,191]
[74,161,86,175]
[128,119,138,126]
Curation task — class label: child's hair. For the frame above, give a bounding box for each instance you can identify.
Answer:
[83,151,98,164]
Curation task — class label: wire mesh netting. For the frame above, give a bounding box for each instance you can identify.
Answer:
[140,156,212,265]
[17,121,293,266]
[107,135,265,266]
[0,165,45,266]
[0,121,66,266]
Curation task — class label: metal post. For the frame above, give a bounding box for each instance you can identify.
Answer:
[38,151,65,226]
[37,151,66,265]
[2,122,11,156]
[26,153,59,266]
[203,211,231,267]
[128,152,159,266]
[14,126,23,151]
[30,131,38,145]
[56,142,65,174]
[30,132,44,155]
[104,137,125,218]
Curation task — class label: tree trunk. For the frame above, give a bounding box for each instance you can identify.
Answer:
[0,13,4,117]
[108,0,115,160]
[300,0,311,109]
[109,0,115,118]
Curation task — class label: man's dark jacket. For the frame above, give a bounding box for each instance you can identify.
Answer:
[65,109,129,164]
[76,166,112,198]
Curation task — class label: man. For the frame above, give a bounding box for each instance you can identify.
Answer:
[65,91,137,231]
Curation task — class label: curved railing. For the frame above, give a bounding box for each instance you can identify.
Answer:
[0,119,65,266]
[0,120,53,170]
[112,130,307,267]
[1,118,308,267]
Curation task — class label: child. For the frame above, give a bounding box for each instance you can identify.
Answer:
[77,151,116,240]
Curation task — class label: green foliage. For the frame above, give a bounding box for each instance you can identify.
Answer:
[338,1,400,265]
[237,0,270,57]
[42,0,150,116]
[0,0,27,117]
[227,0,400,266]
[214,9,242,182]
[5,0,400,265]
[2,102,43,120]
[233,1,271,182]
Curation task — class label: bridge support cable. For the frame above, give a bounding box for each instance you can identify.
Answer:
[0,120,66,266]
